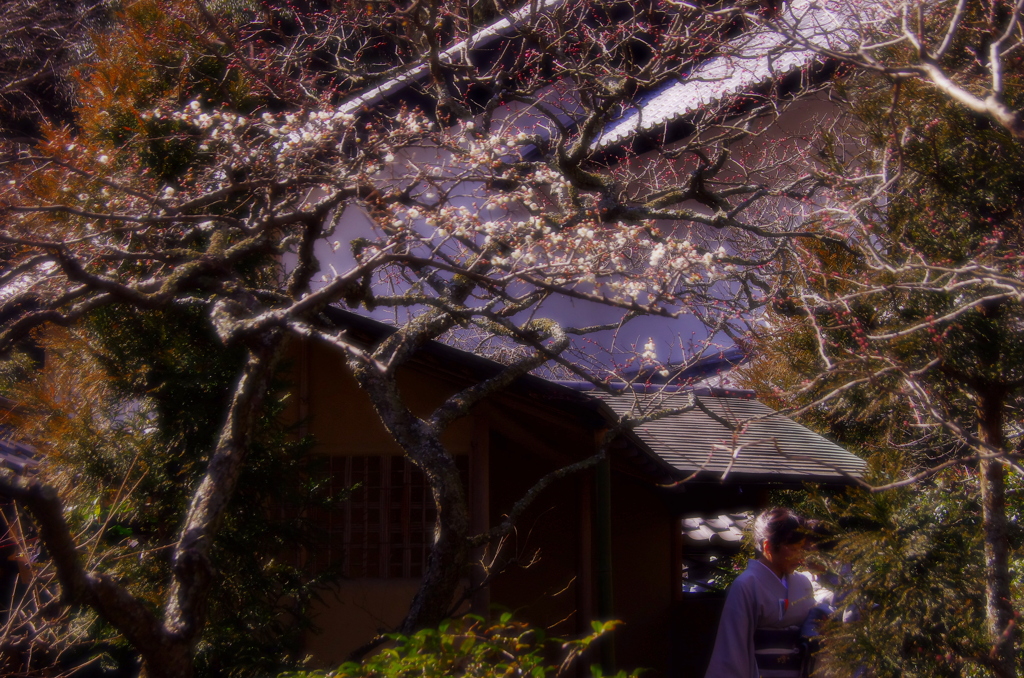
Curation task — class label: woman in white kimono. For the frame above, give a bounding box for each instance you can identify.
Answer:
[704,508,817,678]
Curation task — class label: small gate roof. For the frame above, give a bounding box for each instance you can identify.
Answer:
[594,389,866,484]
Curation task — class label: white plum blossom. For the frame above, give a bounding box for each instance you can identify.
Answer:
[649,243,666,268]
[642,338,658,362]
[53,96,751,333]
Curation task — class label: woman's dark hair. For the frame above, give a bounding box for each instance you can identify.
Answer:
[752,507,807,555]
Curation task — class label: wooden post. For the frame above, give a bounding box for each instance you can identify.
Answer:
[594,436,615,673]
[672,516,684,602]
[470,416,490,618]
[577,472,593,633]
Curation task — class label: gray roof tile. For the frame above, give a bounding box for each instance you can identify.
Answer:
[682,512,751,546]
[0,436,37,474]
[594,0,847,149]
[337,0,565,116]
[597,391,866,482]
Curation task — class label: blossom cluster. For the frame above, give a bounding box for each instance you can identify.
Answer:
[7,92,756,320]
[149,101,368,178]
[380,189,731,307]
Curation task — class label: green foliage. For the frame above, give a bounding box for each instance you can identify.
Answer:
[85,317,339,678]
[741,45,1024,673]
[820,478,988,678]
[774,465,1007,678]
[280,615,640,678]
[744,102,1024,678]
[0,4,350,673]
[2,322,342,677]
[89,305,247,456]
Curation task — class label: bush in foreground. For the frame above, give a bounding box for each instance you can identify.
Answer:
[282,615,640,678]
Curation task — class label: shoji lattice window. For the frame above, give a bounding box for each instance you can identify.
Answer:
[309,455,466,578]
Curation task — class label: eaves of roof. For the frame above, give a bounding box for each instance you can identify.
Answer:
[319,308,680,482]
[319,308,864,488]
[332,0,847,152]
[0,435,37,475]
[594,388,866,486]
[593,1,847,149]
[613,345,747,386]
[321,307,611,424]
[336,0,566,116]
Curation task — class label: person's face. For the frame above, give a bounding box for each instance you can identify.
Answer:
[762,538,807,577]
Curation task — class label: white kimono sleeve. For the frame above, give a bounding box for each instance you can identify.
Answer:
[704,572,760,678]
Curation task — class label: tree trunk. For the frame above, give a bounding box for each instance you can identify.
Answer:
[978,388,1017,678]
[0,477,197,678]
[138,641,194,678]
[161,330,287,675]
[400,444,470,632]
[351,359,470,634]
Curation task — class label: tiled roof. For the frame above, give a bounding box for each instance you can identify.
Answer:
[0,261,55,307]
[0,436,37,475]
[333,0,849,151]
[321,309,864,485]
[1,400,37,475]
[337,0,566,116]
[682,512,751,546]
[617,345,747,387]
[596,390,866,483]
[594,1,846,149]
